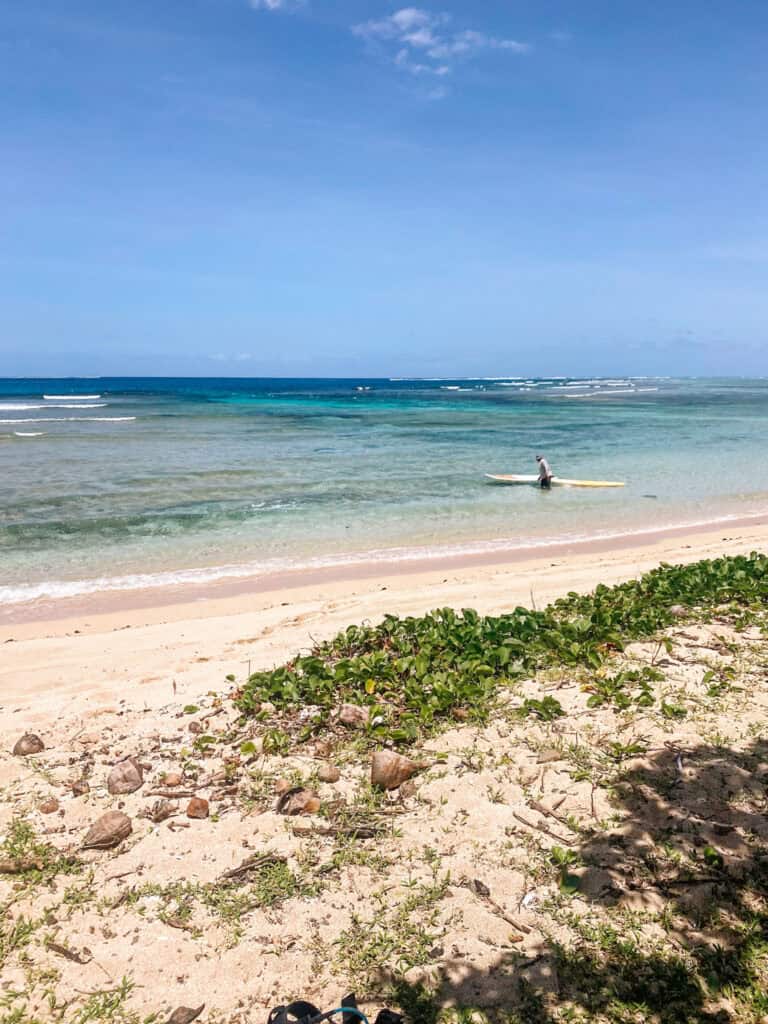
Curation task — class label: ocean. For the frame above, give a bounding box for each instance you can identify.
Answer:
[1,376,767,607]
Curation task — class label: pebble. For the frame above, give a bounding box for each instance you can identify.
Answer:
[186,797,209,819]
[317,763,341,783]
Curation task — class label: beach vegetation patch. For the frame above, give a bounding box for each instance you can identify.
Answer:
[519,696,565,721]
[583,666,661,711]
[235,553,768,744]
[0,819,80,887]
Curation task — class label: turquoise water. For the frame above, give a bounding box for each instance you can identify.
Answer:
[1,377,767,605]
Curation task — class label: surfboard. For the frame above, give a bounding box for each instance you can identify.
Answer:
[485,474,625,488]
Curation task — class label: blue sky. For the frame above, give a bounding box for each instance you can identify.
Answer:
[1,0,767,377]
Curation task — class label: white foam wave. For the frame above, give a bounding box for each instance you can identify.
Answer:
[1,509,762,607]
[1,403,108,410]
[13,431,46,437]
[43,394,101,400]
[0,417,135,424]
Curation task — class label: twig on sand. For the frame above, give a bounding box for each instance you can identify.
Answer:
[291,820,387,840]
[513,810,575,846]
[457,878,533,936]
[529,798,577,831]
[45,940,92,965]
[218,852,287,883]
[146,788,198,798]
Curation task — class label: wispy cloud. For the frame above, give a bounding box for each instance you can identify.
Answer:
[248,0,300,11]
[353,8,529,84]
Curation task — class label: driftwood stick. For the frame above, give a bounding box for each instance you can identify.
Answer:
[146,788,198,798]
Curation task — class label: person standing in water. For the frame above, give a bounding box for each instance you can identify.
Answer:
[536,454,553,489]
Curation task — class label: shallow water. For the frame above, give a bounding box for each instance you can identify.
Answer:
[1,376,767,604]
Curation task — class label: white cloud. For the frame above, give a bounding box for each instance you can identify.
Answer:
[353,7,529,85]
[249,0,300,11]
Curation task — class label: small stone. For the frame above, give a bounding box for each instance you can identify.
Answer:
[471,878,491,897]
[188,721,203,734]
[399,778,417,799]
[162,772,183,787]
[317,763,340,784]
[82,811,132,850]
[13,733,44,756]
[71,778,90,797]
[338,704,370,729]
[274,778,292,795]
[186,797,209,819]
[39,797,59,815]
[107,757,144,796]
[669,604,687,618]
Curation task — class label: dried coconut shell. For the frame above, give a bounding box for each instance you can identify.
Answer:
[275,787,321,815]
[337,704,369,729]
[145,799,178,823]
[167,1006,205,1024]
[82,811,132,850]
[13,733,44,756]
[107,757,144,795]
[371,750,421,791]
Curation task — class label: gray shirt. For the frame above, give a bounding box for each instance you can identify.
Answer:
[538,458,552,480]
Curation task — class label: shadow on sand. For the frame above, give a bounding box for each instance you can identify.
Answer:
[391,738,768,1023]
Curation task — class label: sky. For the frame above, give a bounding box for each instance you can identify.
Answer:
[1,0,767,378]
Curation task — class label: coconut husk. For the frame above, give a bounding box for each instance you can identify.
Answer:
[337,704,370,728]
[275,787,321,815]
[167,1006,205,1024]
[107,757,144,795]
[13,733,44,756]
[82,811,132,850]
[371,750,421,791]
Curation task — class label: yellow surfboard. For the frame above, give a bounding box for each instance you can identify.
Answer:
[485,474,625,488]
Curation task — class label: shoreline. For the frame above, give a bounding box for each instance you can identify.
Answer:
[3,508,768,632]
[1,517,767,732]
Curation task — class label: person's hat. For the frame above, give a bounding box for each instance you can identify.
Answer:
[535,454,543,461]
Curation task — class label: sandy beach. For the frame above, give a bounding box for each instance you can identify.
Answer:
[2,517,767,728]
[2,520,768,1022]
